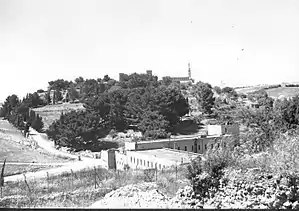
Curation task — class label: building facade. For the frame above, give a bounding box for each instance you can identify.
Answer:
[162,63,194,84]
[101,124,239,171]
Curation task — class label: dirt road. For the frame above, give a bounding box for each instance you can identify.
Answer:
[1,120,106,183]
[4,159,104,183]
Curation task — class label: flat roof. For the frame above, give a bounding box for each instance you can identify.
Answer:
[133,134,232,145]
[131,148,200,164]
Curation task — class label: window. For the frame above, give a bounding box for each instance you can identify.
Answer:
[178,147,180,150]
[198,145,201,150]
[217,143,220,148]
[144,160,146,166]
[151,162,153,168]
[137,159,139,165]
[224,143,226,148]
[147,161,150,167]
[211,144,213,149]
[224,128,228,133]
[185,146,187,151]
[163,165,165,169]
[134,158,135,163]
[205,144,207,150]
[131,157,132,163]
[192,145,193,152]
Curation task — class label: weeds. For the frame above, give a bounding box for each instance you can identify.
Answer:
[1,165,187,208]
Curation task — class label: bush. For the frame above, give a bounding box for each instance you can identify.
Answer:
[269,132,299,176]
[186,139,236,200]
[31,113,44,132]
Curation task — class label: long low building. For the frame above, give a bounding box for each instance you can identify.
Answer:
[114,148,200,171]
[125,124,239,154]
[100,124,239,171]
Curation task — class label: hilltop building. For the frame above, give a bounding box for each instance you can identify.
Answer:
[162,63,194,84]
[119,69,153,82]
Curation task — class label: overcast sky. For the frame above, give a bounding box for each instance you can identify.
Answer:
[0,0,299,102]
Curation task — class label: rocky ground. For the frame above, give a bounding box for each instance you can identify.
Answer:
[90,169,299,209]
[90,182,187,208]
[2,167,299,209]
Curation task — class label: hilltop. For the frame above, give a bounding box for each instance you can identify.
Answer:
[235,83,299,99]
[265,87,299,99]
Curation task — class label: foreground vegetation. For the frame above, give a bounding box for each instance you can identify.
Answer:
[0,166,187,208]
[185,130,299,209]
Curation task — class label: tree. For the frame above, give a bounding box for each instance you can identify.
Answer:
[46,110,109,150]
[48,79,72,91]
[118,73,158,89]
[23,92,43,108]
[81,79,99,99]
[68,86,80,101]
[103,75,111,82]
[36,89,45,93]
[75,77,84,84]
[192,82,215,115]
[222,86,238,98]
[239,106,282,152]
[137,110,169,139]
[213,86,222,95]
[54,90,63,103]
[44,91,52,104]
[31,113,44,132]
[151,86,189,128]
[1,95,20,117]
[274,95,299,130]
[160,76,173,87]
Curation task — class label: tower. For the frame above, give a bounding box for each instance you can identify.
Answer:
[188,63,191,79]
[146,70,152,77]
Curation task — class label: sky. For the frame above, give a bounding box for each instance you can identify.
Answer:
[0,0,299,102]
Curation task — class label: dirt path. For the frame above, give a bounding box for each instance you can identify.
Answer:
[28,128,80,160]
[3,162,67,166]
[4,159,104,182]
[2,121,106,182]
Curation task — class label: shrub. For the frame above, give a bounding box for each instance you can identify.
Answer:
[269,132,299,176]
[186,140,236,200]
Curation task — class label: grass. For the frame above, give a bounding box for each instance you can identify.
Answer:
[4,164,63,177]
[0,166,189,208]
[235,85,270,94]
[0,120,72,175]
[32,103,85,130]
[227,130,299,180]
[265,87,299,98]
[235,85,299,98]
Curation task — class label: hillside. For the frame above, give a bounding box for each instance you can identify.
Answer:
[0,120,71,176]
[235,84,272,94]
[32,103,85,130]
[265,87,299,99]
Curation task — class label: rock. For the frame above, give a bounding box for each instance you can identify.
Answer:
[292,201,299,209]
[273,200,283,208]
[283,201,292,208]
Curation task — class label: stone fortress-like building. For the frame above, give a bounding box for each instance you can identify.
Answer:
[119,63,194,84]
[162,63,194,84]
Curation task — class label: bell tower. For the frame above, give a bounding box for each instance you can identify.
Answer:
[188,63,191,79]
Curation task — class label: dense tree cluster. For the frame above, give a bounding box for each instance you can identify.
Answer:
[192,81,215,114]
[0,94,44,132]
[285,84,299,87]
[215,92,299,153]
[45,74,190,149]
